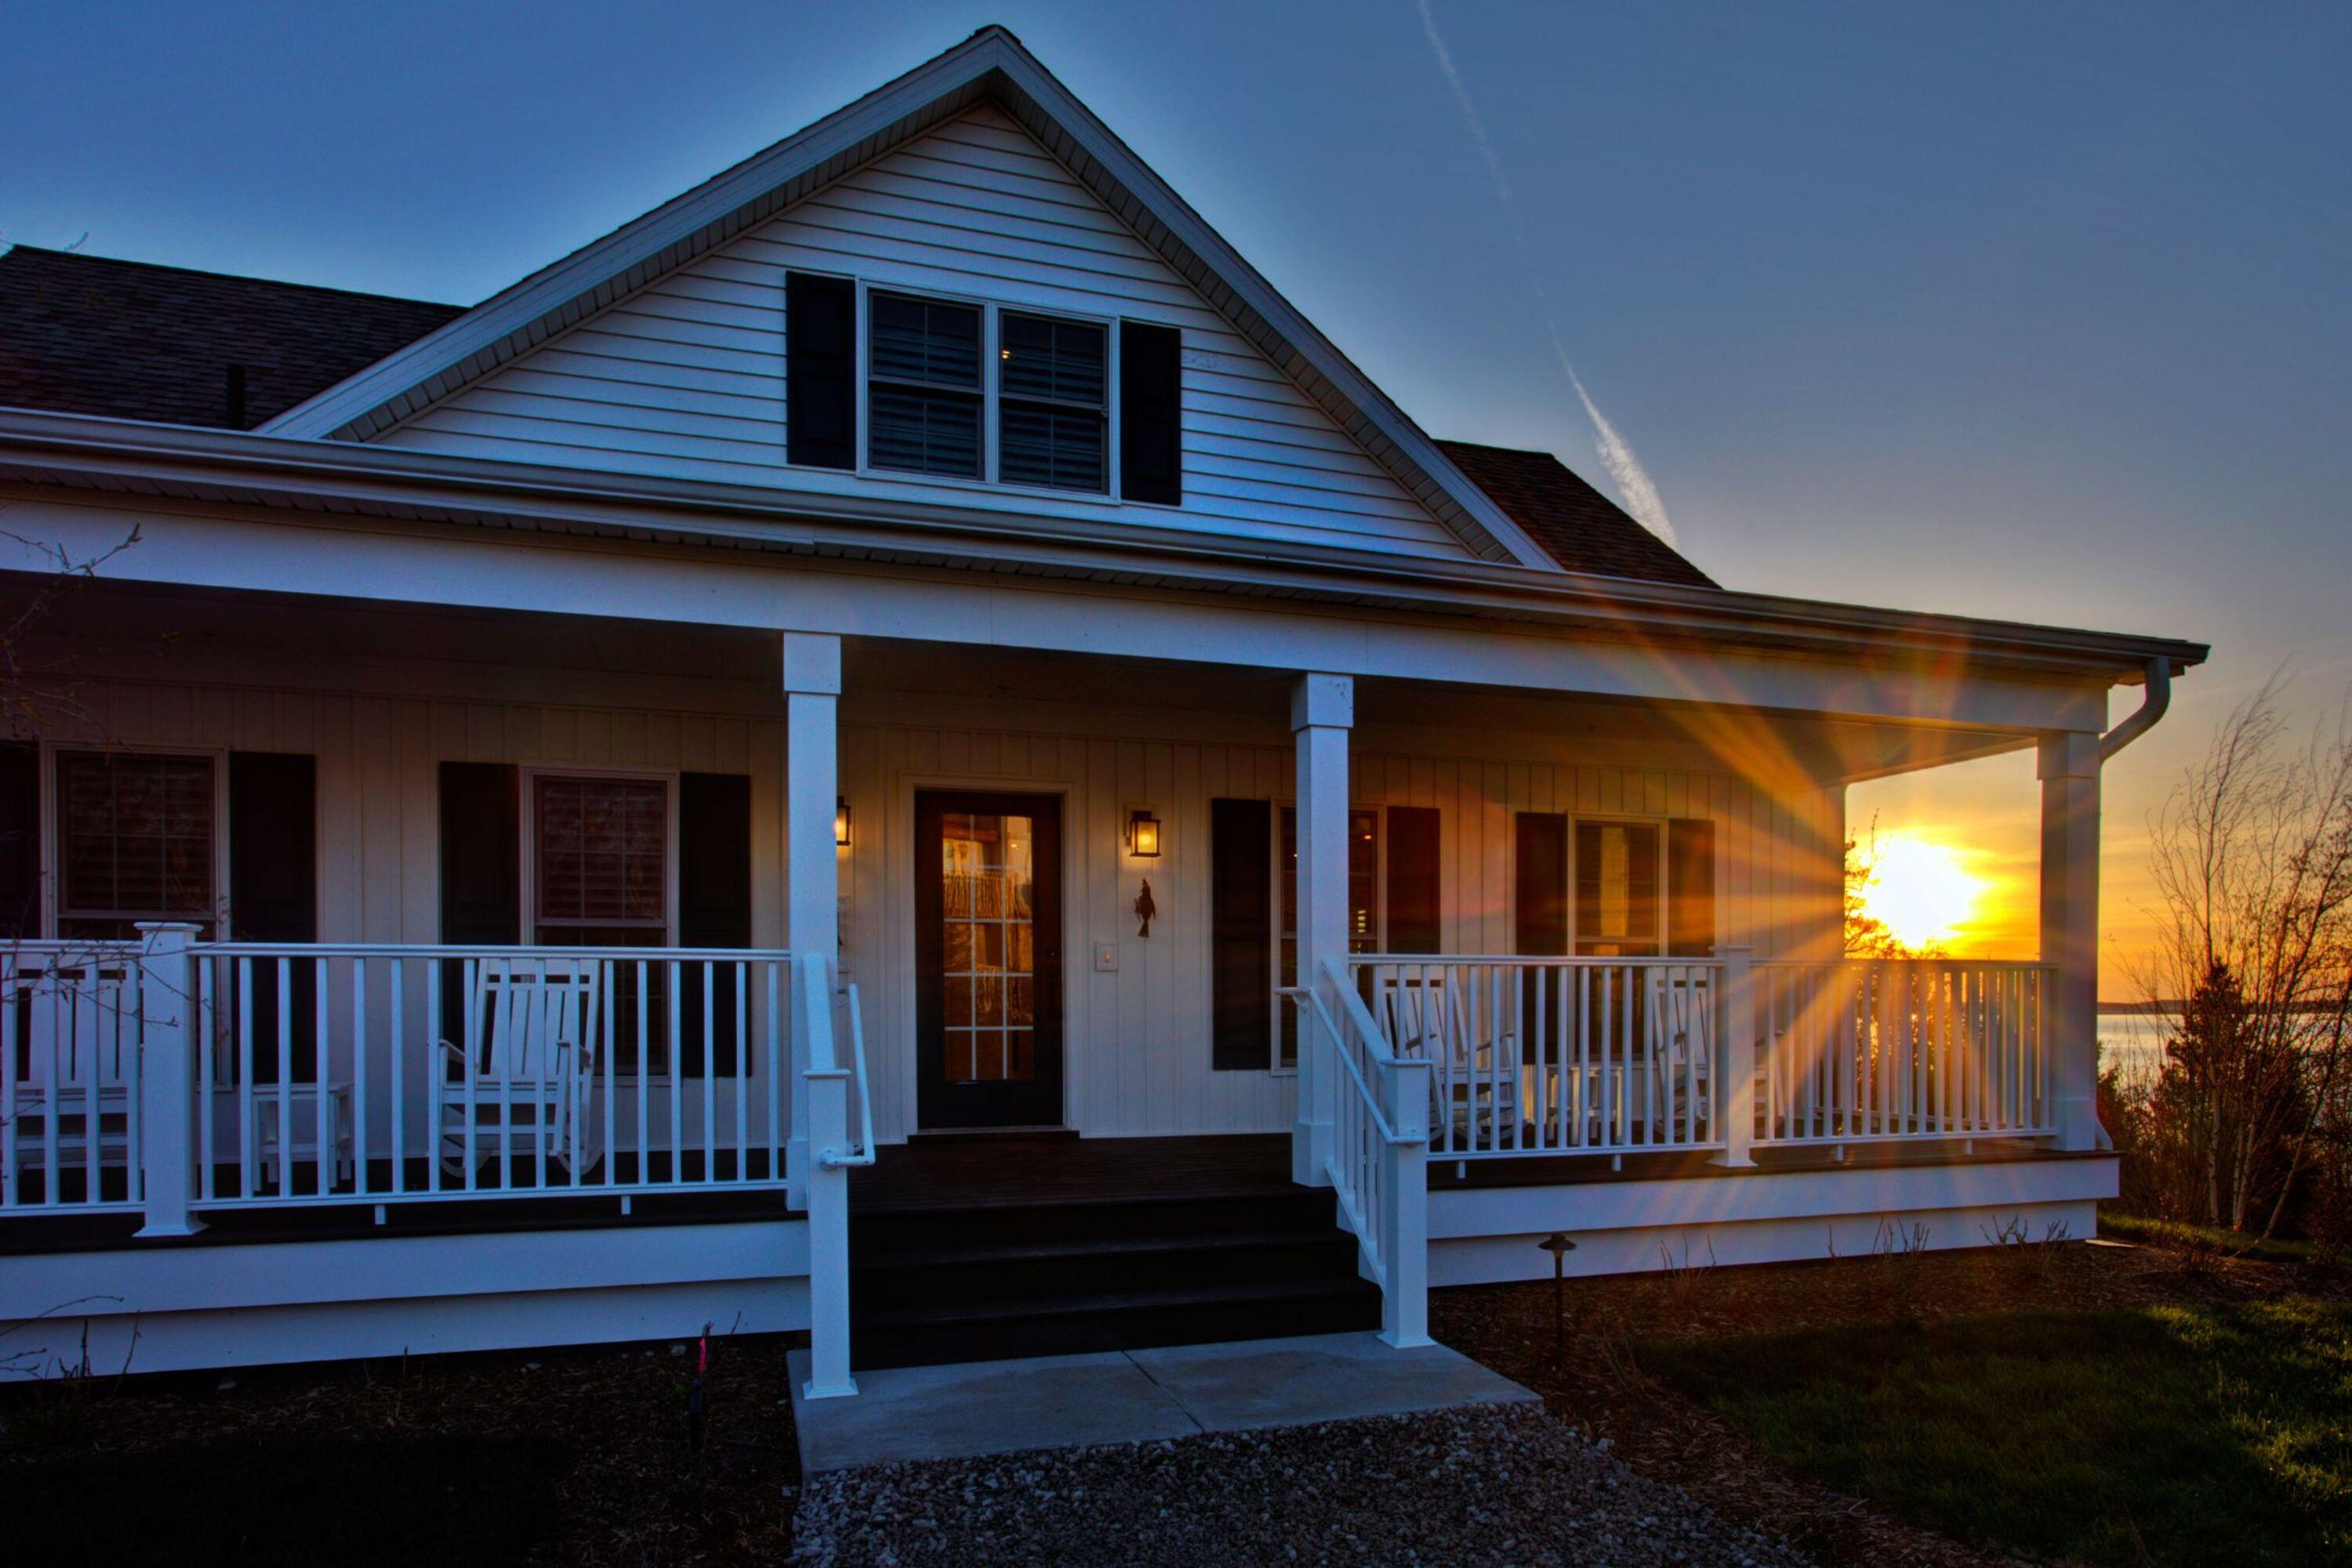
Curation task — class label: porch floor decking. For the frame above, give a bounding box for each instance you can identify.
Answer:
[0,1163,797,1255]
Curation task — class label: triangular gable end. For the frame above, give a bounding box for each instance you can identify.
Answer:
[262,26,1556,571]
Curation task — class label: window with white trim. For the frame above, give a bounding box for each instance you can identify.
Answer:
[1573,818,1661,957]
[56,751,217,938]
[867,293,983,478]
[529,774,670,946]
[1275,805,1381,1066]
[998,311,1106,491]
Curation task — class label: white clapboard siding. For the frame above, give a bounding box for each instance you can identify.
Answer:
[375,103,1475,560]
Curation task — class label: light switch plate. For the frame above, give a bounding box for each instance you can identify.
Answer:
[1094,942,1120,972]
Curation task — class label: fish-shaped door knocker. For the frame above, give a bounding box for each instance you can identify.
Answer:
[1134,878,1157,938]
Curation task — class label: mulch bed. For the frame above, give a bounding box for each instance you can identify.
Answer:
[0,1329,805,1565]
[1432,1232,2350,1568]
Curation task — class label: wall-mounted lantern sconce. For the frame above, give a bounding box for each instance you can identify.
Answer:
[1126,808,1162,858]
[834,796,851,848]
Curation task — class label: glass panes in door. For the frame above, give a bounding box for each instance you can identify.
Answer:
[939,811,1036,1083]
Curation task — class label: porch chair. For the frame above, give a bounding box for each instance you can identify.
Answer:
[1376,970,1524,1153]
[433,960,602,1184]
[4,957,140,1203]
[1643,967,1715,1143]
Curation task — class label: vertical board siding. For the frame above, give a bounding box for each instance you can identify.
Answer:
[375,104,1472,561]
[60,679,788,956]
[59,675,1846,1144]
[842,715,1845,1142]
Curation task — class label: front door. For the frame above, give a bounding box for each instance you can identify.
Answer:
[914,790,1064,1129]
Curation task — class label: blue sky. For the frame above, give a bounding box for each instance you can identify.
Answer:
[5,2,2347,987]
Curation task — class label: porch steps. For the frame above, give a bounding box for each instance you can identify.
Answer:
[849,1186,1380,1370]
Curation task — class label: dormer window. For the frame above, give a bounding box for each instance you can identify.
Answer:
[999,312,1106,492]
[788,271,1179,504]
[867,293,983,477]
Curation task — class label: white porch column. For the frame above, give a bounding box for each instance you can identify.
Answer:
[134,921,205,1237]
[1291,672,1352,1188]
[2038,731,2103,1150]
[783,631,842,1203]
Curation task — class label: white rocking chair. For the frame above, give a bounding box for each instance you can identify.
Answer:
[4,959,140,1202]
[434,960,601,1183]
[1378,971,1524,1152]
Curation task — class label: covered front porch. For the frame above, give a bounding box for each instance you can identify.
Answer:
[0,565,2128,1383]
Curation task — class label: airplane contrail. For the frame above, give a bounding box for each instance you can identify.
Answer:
[1414,0,1681,548]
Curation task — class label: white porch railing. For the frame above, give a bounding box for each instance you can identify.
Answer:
[1753,960,2055,1145]
[1283,957,1431,1347]
[2,933,808,1218]
[182,943,798,1206]
[1,941,146,1212]
[1352,956,1731,1158]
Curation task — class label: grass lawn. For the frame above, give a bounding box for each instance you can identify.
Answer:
[2100,1209,2328,1265]
[1643,1297,2352,1567]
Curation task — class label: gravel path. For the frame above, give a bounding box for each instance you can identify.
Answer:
[792,1401,1814,1567]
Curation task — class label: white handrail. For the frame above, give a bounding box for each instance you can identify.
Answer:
[818,965,875,1170]
[1283,957,1430,1348]
[1279,985,1411,1145]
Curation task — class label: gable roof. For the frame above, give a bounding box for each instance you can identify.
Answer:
[1437,441,1715,589]
[0,244,461,430]
[0,245,1714,587]
[257,26,1569,570]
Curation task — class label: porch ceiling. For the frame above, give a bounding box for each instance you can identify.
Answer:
[14,575,781,692]
[16,579,2032,784]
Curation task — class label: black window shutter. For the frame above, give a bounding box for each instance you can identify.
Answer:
[1514,812,1569,956]
[1210,797,1271,1071]
[231,752,319,1080]
[1119,321,1181,504]
[786,272,857,470]
[438,762,519,1052]
[230,753,317,942]
[678,772,753,1076]
[0,742,37,940]
[439,763,520,943]
[1668,818,1718,957]
[1387,806,1442,954]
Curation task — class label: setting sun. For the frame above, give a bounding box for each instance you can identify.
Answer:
[1860,835,1986,950]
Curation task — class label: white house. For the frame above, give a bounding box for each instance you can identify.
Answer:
[0,28,2200,1393]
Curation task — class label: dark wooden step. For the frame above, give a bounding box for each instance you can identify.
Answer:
[853,1188,1341,1254]
[851,1276,1382,1371]
[851,1227,1362,1311]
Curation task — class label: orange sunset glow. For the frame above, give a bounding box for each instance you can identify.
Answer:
[1849,752,2052,971]
[1859,834,1987,951]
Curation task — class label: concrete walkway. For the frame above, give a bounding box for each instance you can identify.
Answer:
[787,1331,1540,1474]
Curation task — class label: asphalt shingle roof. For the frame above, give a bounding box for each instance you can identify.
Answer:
[0,245,462,430]
[0,246,1714,586]
[1436,439,1715,588]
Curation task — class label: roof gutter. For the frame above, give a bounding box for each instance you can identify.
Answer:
[2099,656,2172,761]
[0,406,2209,684]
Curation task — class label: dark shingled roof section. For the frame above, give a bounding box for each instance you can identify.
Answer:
[0,248,1714,587]
[0,245,463,430]
[1436,439,1716,588]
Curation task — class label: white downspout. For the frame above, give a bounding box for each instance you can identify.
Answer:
[2099,657,2172,762]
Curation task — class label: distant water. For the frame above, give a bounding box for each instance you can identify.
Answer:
[2100,1011,2169,1080]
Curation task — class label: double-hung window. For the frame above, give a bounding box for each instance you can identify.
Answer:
[56,750,217,938]
[529,773,673,1072]
[1573,819,1661,957]
[866,293,983,477]
[998,312,1106,491]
